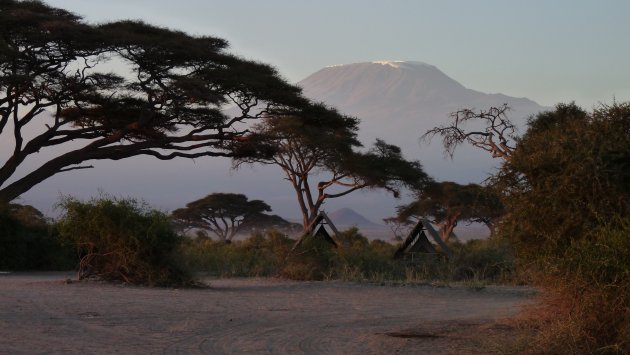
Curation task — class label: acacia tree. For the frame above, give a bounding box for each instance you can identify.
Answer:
[171,193,279,242]
[235,104,431,230]
[422,104,517,162]
[0,1,308,203]
[395,181,502,241]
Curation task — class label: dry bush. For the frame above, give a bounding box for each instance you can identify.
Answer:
[56,196,194,287]
[513,218,630,354]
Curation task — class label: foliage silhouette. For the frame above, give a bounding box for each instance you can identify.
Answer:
[0,0,313,203]
[171,193,297,242]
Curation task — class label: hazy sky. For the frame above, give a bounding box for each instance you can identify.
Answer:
[9,1,630,221]
[43,0,629,108]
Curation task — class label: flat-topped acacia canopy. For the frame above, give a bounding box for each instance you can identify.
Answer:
[0,0,313,203]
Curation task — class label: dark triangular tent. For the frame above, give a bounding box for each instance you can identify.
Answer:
[420,218,453,258]
[312,224,338,246]
[394,220,436,259]
[291,211,340,252]
[394,219,453,259]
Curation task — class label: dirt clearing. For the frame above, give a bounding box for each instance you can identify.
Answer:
[0,272,534,354]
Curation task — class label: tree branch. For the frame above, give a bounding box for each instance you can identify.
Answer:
[58,165,94,173]
[422,104,515,161]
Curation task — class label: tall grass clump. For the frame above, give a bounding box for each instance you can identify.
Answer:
[448,238,515,283]
[180,230,293,277]
[515,217,630,354]
[56,196,193,287]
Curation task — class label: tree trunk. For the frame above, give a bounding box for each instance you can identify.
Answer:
[438,215,459,242]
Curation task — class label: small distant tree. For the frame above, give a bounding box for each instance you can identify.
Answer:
[235,104,431,230]
[171,193,278,242]
[395,181,503,241]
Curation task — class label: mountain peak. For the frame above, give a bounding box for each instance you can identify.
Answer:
[300,60,466,111]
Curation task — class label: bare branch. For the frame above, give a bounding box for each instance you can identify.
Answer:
[422,104,516,162]
[58,165,94,173]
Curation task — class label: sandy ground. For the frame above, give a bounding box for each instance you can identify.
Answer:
[0,272,535,354]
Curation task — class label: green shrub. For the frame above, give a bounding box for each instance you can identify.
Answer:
[56,196,193,287]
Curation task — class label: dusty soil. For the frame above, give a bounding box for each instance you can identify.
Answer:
[0,272,535,354]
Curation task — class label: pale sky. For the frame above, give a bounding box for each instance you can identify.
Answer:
[43,0,629,108]
[9,1,630,221]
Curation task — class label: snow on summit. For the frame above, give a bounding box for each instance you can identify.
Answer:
[372,60,405,68]
[327,61,435,70]
[371,60,433,69]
